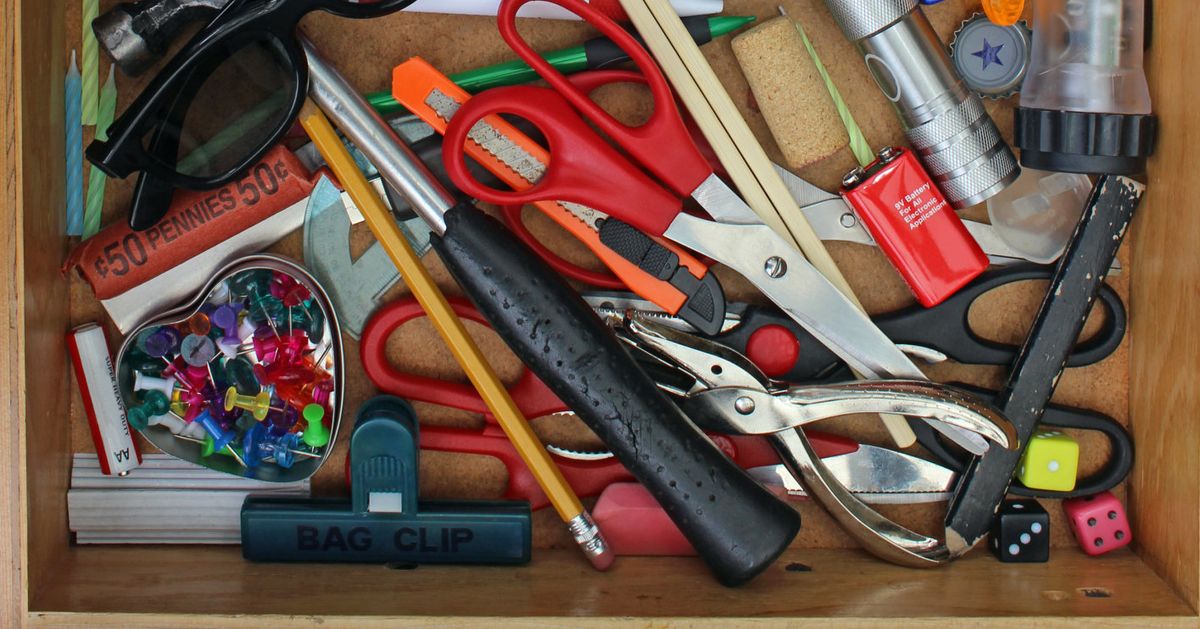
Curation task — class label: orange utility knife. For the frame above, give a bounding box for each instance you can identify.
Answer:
[392,57,724,334]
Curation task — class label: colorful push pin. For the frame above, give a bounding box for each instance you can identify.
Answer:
[207,279,232,304]
[126,390,171,431]
[144,326,181,358]
[253,361,314,389]
[133,372,176,399]
[309,377,334,407]
[279,330,310,364]
[192,409,237,454]
[180,334,217,367]
[236,315,258,343]
[133,328,158,355]
[211,303,243,343]
[147,412,187,434]
[301,403,329,448]
[205,385,243,424]
[193,433,247,466]
[224,387,273,420]
[242,423,301,469]
[127,354,167,377]
[229,269,272,298]
[223,356,260,395]
[265,404,299,437]
[187,312,212,336]
[241,331,281,364]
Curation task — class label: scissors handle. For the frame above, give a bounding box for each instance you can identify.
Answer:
[360,297,567,421]
[876,265,1126,367]
[495,0,711,195]
[499,204,625,289]
[911,383,1133,499]
[421,424,633,511]
[444,82,681,237]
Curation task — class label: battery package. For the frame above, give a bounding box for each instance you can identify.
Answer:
[841,147,990,308]
[67,323,141,476]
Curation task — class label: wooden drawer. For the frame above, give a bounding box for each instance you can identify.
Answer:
[2,0,1197,625]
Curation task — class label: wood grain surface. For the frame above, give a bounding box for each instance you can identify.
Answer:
[0,0,1194,624]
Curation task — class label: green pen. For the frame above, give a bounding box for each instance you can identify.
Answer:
[367,14,755,117]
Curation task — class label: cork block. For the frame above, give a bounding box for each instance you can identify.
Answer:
[731,17,847,170]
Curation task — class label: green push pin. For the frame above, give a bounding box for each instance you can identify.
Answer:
[301,404,329,448]
[223,356,260,395]
[126,390,170,431]
[198,433,248,466]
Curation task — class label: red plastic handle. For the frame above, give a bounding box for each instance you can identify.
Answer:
[443,83,681,236]
[496,0,712,196]
[360,297,567,421]
[499,204,625,289]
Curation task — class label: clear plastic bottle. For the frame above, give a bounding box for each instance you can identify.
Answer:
[1020,0,1151,115]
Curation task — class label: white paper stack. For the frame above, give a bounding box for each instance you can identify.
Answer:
[69,454,311,544]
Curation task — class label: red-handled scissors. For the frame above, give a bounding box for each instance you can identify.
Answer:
[360,297,887,511]
[444,0,996,456]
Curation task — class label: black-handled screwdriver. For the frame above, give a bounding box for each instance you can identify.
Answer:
[301,36,800,587]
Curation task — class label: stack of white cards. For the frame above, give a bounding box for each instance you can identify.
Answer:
[69,454,311,544]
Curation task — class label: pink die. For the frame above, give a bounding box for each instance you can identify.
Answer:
[1063,491,1132,556]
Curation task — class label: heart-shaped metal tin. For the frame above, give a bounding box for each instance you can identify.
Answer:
[116,254,344,482]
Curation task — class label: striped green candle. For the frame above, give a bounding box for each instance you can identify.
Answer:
[81,0,99,125]
[792,19,875,168]
[83,66,116,238]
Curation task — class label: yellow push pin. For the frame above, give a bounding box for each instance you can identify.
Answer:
[982,0,1025,26]
[224,386,273,421]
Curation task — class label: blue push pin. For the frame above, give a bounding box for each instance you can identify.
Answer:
[193,409,236,454]
[242,423,302,469]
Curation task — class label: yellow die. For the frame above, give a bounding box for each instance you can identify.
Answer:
[1016,430,1079,491]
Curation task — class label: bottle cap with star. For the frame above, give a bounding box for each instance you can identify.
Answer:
[950,13,1032,100]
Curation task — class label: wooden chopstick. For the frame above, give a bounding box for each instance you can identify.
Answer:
[619,0,916,447]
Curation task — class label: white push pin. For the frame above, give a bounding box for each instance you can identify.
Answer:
[207,280,231,304]
[237,317,258,343]
[134,372,177,399]
[147,412,187,434]
[182,420,208,440]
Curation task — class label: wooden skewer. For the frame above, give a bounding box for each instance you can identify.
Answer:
[618,0,915,447]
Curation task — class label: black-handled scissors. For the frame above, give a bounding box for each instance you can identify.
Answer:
[909,384,1134,499]
[584,264,1127,383]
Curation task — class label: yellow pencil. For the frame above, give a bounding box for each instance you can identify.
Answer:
[298,100,612,570]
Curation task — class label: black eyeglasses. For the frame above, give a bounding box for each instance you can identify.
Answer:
[87,0,416,230]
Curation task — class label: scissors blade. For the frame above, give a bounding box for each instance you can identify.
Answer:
[747,444,956,504]
[772,163,842,210]
[773,163,1126,275]
[662,213,990,455]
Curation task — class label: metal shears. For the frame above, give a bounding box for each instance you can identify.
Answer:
[583,264,1134,500]
[612,315,1017,568]
[442,0,994,455]
[360,297,957,509]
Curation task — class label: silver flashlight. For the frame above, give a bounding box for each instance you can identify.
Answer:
[823,0,1019,208]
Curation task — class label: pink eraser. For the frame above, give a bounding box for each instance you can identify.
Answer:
[593,483,696,556]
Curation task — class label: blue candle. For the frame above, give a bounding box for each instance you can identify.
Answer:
[65,50,84,236]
